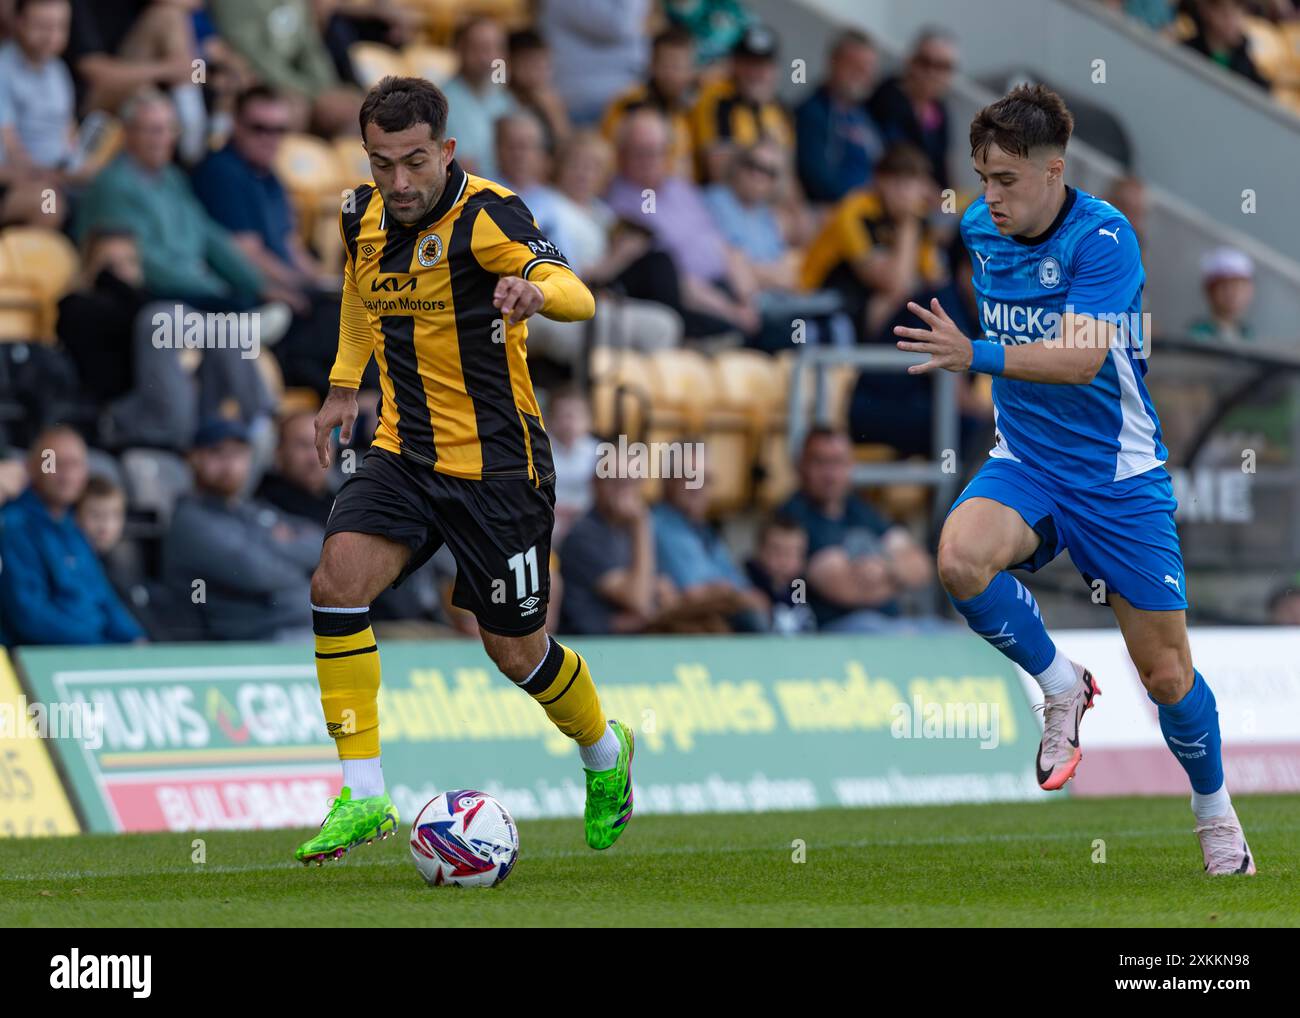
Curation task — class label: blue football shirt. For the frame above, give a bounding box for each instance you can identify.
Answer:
[960,186,1168,487]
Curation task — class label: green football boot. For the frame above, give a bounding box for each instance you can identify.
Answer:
[583,720,635,850]
[295,786,400,866]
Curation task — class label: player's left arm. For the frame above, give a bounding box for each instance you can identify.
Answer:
[471,199,596,325]
[896,221,1140,385]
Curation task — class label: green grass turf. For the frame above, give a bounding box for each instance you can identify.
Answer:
[1,795,1295,927]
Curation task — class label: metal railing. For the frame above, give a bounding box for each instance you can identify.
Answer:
[787,344,961,529]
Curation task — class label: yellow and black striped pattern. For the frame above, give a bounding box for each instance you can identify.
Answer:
[331,160,594,484]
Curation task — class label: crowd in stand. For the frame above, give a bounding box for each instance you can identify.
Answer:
[0,0,1285,646]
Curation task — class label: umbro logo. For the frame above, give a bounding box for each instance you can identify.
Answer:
[361,243,377,259]
[1098,227,1121,244]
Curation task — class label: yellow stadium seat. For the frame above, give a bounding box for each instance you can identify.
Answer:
[350,42,408,89]
[590,346,652,440]
[403,44,458,85]
[0,228,80,341]
[1242,16,1287,83]
[333,136,372,186]
[275,133,347,245]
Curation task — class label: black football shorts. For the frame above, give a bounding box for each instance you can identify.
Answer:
[324,447,555,636]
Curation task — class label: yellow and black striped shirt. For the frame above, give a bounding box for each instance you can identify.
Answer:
[331,160,595,484]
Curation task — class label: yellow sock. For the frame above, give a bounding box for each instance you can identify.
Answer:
[312,607,381,759]
[519,636,607,745]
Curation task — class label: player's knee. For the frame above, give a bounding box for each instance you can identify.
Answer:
[310,562,362,609]
[937,541,993,601]
[481,630,548,682]
[1137,649,1193,704]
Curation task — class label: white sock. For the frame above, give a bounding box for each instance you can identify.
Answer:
[341,756,385,798]
[579,722,620,771]
[1191,784,1232,822]
[1035,649,1078,697]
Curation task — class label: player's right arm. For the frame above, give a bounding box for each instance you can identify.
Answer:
[315,248,371,467]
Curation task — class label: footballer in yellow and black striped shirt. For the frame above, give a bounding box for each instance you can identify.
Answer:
[295,77,636,865]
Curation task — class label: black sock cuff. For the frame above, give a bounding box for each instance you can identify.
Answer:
[312,607,371,637]
[519,635,565,695]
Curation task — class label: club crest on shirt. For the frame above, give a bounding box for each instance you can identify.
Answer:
[1037,256,1061,288]
[418,233,443,267]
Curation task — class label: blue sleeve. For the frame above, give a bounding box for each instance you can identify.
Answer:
[0,522,98,644]
[192,157,260,235]
[1066,220,1142,318]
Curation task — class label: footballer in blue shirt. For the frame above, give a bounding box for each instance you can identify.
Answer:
[894,84,1254,875]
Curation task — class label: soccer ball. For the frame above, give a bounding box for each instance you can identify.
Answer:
[409,789,519,887]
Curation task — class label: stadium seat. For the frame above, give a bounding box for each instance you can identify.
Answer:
[590,345,652,440]
[0,236,42,343]
[403,44,458,85]
[1242,16,1287,84]
[119,448,193,528]
[0,228,80,341]
[333,136,372,185]
[274,134,347,246]
[642,349,750,513]
[349,42,407,89]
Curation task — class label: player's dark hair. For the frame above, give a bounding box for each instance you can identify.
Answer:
[235,84,283,118]
[359,77,449,141]
[970,83,1074,160]
[653,25,695,52]
[874,142,933,180]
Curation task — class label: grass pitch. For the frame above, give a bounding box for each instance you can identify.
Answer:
[1,795,1295,927]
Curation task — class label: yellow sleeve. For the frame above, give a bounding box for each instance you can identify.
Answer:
[529,261,596,322]
[328,249,375,389]
[470,198,595,322]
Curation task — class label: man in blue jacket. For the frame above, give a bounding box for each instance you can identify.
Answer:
[0,426,144,646]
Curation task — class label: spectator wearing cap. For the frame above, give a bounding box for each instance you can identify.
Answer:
[0,425,145,646]
[162,418,321,641]
[691,24,794,183]
[1183,0,1268,90]
[868,27,958,192]
[601,26,697,180]
[441,16,517,179]
[795,29,884,204]
[1189,248,1255,343]
[540,0,649,126]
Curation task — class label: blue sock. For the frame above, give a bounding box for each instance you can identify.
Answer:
[950,571,1058,675]
[1152,670,1224,795]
